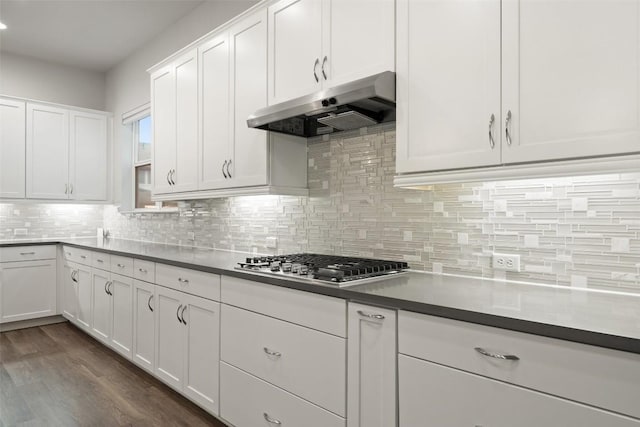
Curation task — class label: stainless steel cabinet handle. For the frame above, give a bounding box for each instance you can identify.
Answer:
[147,295,154,312]
[226,159,232,178]
[357,310,385,320]
[70,184,73,195]
[475,347,520,361]
[180,306,187,325]
[170,169,176,185]
[176,304,183,324]
[167,170,171,185]
[313,58,320,83]
[177,277,189,284]
[71,270,78,282]
[96,259,104,263]
[488,113,495,148]
[108,281,113,295]
[222,160,228,178]
[263,412,282,425]
[105,281,109,295]
[80,255,87,259]
[19,252,35,255]
[117,263,125,268]
[321,55,328,80]
[65,184,68,194]
[138,268,147,273]
[263,347,282,357]
[505,110,512,146]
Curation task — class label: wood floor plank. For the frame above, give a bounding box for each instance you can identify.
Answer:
[0,323,226,427]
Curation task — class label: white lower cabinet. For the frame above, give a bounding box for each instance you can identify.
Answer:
[220,362,345,427]
[62,262,78,321]
[399,354,640,427]
[91,267,111,343]
[347,303,397,427]
[0,258,56,323]
[75,263,92,331]
[155,285,220,416]
[132,279,156,373]
[109,274,133,358]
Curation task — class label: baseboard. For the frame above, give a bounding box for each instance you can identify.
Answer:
[0,315,67,332]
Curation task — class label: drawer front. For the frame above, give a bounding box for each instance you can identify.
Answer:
[221,275,346,337]
[156,263,220,301]
[399,311,640,419]
[220,362,345,427]
[221,305,346,416]
[62,245,91,265]
[91,251,111,270]
[399,355,640,427]
[0,245,56,262]
[110,255,134,277]
[133,259,155,283]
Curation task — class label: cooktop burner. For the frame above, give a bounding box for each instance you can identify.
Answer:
[236,253,409,286]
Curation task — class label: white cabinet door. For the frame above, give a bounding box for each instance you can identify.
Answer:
[502,0,640,164]
[323,0,395,88]
[133,280,155,373]
[229,10,269,188]
[76,264,92,331]
[347,303,397,427]
[268,0,323,104]
[173,49,199,193]
[110,273,133,359]
[26,103,70,199]
[91,268,111,343]
[199,33,231,191]
[0,259,56,323]
[151,66,175,195]
[69,110,108,201]
[398,355,640,427]
[0,97,26,198]
[62,262,78,321]
[182,294,220,416]
[395,0,502,174]
[154,285,184,390]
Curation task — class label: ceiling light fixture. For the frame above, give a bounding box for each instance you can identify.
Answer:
[0,22,7,30]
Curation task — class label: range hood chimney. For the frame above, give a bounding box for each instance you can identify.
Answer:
[247,71,395,138]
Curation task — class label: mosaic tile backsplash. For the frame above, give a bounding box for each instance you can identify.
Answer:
[2,127,637,292]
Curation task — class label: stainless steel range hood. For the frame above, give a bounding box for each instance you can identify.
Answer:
[247,71,395,138]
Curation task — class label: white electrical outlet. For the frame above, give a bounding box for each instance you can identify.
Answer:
[492,253,521,272]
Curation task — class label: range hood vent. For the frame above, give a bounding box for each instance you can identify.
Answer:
[247,71,395,138]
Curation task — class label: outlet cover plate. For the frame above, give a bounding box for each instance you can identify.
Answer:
[492,253,521,272]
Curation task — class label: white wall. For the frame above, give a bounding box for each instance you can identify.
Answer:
[0,52,106,110]
[105,0,258,207]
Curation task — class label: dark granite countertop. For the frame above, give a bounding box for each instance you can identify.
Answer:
[2,237,639,354]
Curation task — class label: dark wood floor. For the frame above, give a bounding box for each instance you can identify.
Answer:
[0,322,226,426]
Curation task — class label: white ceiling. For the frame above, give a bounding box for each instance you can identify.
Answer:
[0,0,206,72]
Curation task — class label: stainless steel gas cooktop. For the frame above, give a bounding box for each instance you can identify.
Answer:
[236,253,409,287]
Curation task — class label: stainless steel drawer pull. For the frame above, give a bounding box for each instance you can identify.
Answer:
[19,252,36,255]
[147,295,154,312]
[96,259,104,263]
[357,310,385,320]
[138,268,147,273]
[177,304,183,324]
[475,347,519,361]
[177,277,189,284]
[80,255,87,259]
[180,306,187,325]
[263,347,282,357]
[117,263,125,268]
[505,110,513,145]
[263,412,282,425]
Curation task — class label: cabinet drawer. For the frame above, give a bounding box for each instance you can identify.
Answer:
[62,245,91,264]
[110,255,134,277]
[221,304,346,416]
[221,275,346,337]
[156,263,220,301]
[133,259,155,283]
[220,362,345,427]
[0,245,56,262]
[91,251,111,270]
[0,259,57,323]
[399,311,640,419]
[399,355,640,427]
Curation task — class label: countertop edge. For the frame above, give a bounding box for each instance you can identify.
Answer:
[4,239,639,355]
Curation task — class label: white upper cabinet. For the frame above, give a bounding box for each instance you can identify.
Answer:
[26,103,70,199]
[323,0,395,88]
[396,0,501,173]
[501,0,640,163]
[396,0,640,181]
[151,49,199,196]
[0,97,26,198]
[199,33,231,191]
[70,111,108,201]
[268,0,323,104]
[268,0,395,105]
[229,9,269,188]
